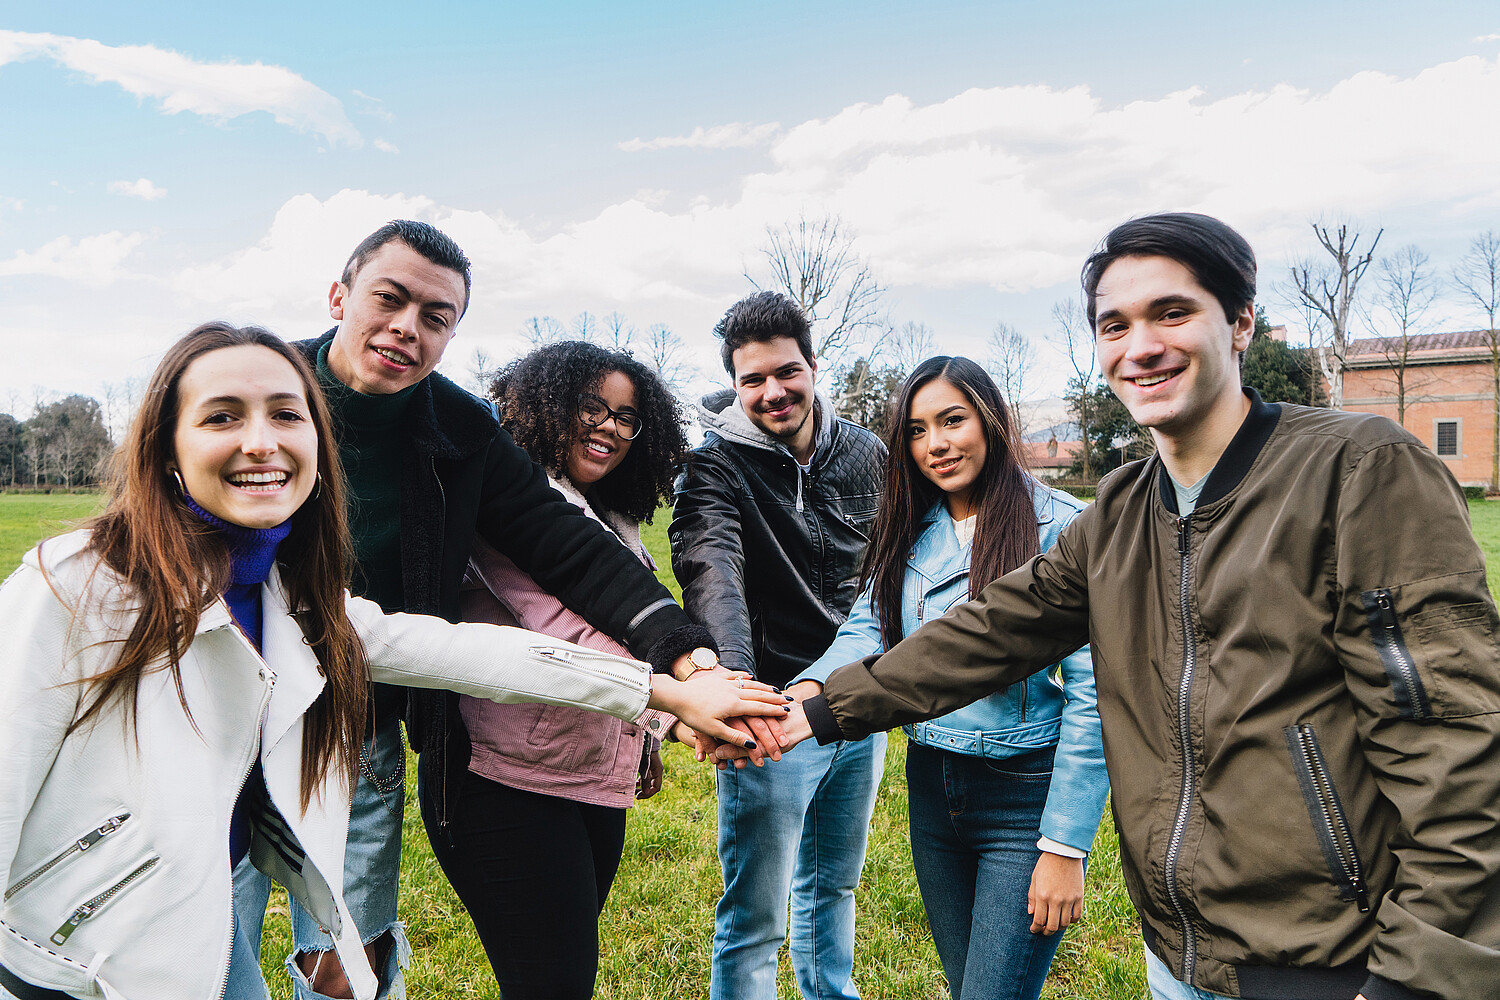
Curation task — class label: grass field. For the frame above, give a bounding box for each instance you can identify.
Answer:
[4,495,1497,998]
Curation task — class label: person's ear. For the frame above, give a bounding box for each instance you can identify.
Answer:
[328,280,347,321]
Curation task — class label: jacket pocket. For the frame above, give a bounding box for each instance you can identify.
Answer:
[49,854,160,946]
[1360,588,1431,719]
[4,813,132,903]
[1284,724,1370,912]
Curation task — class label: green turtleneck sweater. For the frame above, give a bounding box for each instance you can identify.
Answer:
[316,342,416,613]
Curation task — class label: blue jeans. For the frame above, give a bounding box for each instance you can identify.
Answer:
[711,732,887,1000]
[906,742,1065,1000]
[234,688,409,999]
[1145,947,1233,1000]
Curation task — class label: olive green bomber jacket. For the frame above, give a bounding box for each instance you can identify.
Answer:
[810,393,1500,1000]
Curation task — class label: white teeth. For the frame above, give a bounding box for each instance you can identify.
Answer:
[1134,372,1174,387]
[228,471,288,490]
[375,347,412,365]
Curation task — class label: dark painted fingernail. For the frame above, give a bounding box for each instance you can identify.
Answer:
[784,694,794,701]
[744,740,757,749]
[783,705,792,712]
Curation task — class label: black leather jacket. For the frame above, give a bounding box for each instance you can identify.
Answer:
[670,390,884,689]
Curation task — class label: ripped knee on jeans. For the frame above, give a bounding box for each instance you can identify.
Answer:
[290,923,409,1000]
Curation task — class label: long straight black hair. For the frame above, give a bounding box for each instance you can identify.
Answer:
[861,356,1038,648]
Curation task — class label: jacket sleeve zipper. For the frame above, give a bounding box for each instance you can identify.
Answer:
[3,813,131,901]
[1164,516,1199,984]
[1365,589,1431,719]
[50,856,160,945]
[1287,724,1370,911]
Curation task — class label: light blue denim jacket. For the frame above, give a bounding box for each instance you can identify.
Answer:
[795,482,1108,852]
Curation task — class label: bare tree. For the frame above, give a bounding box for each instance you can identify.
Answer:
[986,321,1039,439]
[1290,221,1382,410]
[1049,298,1097,481]
[601,312,636,352]
[568,311,598,343]
[1363,245,1438,427]
[100,377,145,446]
[749,213,886,373]
[642,323,696,392]
[1453,230,1500,489]
[522,316,567,347]
[882,321,935,374]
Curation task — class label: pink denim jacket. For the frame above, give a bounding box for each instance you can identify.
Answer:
[458,477,675,808]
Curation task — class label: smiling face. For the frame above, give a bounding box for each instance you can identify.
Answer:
[566,370,638,487]
[324,240,468,395]
[907,377,988,521]
[1093,254,1254,450]
[731,336,818,460]
[171,344,319,529]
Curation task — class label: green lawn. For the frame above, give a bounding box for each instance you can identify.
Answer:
[5,496,1498,998]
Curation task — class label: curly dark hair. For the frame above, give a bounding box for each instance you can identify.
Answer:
[488,341,687,523]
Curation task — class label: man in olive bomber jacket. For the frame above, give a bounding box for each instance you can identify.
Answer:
[784,213,1500,1000]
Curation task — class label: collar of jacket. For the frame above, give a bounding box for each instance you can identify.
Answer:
[195,562,327,757]
[299,330,499,461]
[909,478,1051,583]
[1155,387,1282,515]
[695,387,836,465]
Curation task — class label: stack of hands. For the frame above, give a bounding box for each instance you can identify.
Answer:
[648,653,817,769]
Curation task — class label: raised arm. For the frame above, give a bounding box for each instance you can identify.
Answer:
[669,450,755,675]
[472,425,704,671]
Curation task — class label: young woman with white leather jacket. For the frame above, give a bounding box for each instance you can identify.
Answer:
[0,323,785,1000]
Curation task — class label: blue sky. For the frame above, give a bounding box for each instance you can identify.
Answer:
[4,1,1500,416]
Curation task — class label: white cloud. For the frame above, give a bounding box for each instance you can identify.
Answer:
[373,138,399,154]
[619,121,781,152]
[108,177,167,201]
[0,231,144,284]
[0,30,359,146]
[1475,34,1500,42]
[18,50,1500,405]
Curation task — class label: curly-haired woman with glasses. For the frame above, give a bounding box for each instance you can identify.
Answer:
[420,340,718,999]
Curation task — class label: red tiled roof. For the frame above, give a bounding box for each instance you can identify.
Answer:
[1347,329,1498,356]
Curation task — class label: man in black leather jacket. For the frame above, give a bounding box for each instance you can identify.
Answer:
[670,291,885,1000]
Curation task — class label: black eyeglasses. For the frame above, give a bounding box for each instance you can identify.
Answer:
[578,393,642,440]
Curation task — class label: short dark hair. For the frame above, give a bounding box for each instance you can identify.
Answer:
[712,291,813,375]
[1081,213,1256,327]
[487,341,687,524]
[341,220,473,316]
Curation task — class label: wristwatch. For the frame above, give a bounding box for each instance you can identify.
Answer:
[675,646,719,681]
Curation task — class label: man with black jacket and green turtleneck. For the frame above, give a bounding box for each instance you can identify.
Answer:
[233,220,728,1000]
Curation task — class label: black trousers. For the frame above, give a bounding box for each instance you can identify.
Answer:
[420,766,628,1000]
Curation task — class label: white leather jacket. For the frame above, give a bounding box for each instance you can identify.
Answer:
[0,531,650,1000]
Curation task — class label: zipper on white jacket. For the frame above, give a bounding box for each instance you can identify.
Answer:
[4,813,131,901]
[50,856,160,945]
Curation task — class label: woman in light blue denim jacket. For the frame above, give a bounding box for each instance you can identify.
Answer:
[793,357,1108,1000]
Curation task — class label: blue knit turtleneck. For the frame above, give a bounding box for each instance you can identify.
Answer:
[183,493,292,653]
[183,493,292,866]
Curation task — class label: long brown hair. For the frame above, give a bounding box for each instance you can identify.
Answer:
[862,356,1039,648]
[71,322,367,810]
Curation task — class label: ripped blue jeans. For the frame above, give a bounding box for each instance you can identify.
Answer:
[233,690,410,999]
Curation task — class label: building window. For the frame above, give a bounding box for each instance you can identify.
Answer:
[1435,419,1459,457]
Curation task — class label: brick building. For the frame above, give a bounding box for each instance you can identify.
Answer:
[1342,330,1498,487]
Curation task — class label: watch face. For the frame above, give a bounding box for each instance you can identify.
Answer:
[690,647,717,669]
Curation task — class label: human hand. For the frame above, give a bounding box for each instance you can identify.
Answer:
[636,747,664,799]
[648,671,790,755]
[1028,852,1085,935]
[772,699,814,753]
